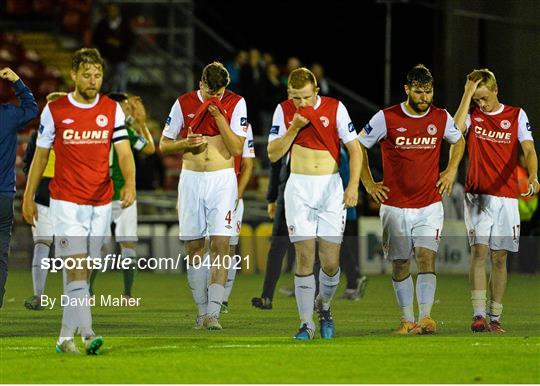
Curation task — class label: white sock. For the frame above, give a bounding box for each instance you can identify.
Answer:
[32,243,50,296]
[318,268,340,311]
[488,301,503,322]
[58,279,78,344]
[121,247,137,265]
[416,273,436,319]
[223,257,239,302]
[68,280,94,338]
[471,290,487,317]
[207,283,225,318]
[392,275,414,322]
[187,264,208,316]
[295,274,316,329]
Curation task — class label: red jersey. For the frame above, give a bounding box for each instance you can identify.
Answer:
[162,90,248,140]
[359,103,462,208]
[465,105,533,198]
[36,93,126,205]
[268,96,357,164]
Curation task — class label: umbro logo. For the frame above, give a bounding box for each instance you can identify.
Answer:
[62,118,74,124]
[474,117,484,122]
[396,127,407,132]
[187,113,195,118]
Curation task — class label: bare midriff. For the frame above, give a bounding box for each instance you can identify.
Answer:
[182,135,234,172]
[290,144,338,175]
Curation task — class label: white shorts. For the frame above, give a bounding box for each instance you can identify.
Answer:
[284,173,346,244]
[178,168,238,241]
[50,198,112,257]
[464,193,520,252]
[380,201,444,260]
[111,200,138,242]
[32,203,53,243]
[230,198,244,246]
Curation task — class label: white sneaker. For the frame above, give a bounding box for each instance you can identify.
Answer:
[193,314,206,330]
[55,339,80,354]
[204,315,222,330]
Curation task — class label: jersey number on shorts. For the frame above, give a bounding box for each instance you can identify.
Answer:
[225,210,232,225]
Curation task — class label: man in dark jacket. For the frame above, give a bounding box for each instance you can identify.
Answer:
[0,67,38,307]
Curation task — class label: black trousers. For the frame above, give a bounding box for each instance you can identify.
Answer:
[0,194,14,308]
[340,220,360,289]
[260,198,295,300]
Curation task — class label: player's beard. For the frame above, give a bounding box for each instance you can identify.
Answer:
[409,99,432,114]
[79,87,99,102]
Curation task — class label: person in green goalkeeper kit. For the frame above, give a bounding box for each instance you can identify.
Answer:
[89,93,155,298]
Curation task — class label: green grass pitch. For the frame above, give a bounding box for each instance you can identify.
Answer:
[1,270,539,383]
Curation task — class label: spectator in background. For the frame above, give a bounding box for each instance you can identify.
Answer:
[225,50,248,93]
[93,3,134,92]
[517,153,539,273]
[280,56,301,86]
[262,52,274,68]
[311,63,330,96]
[239,48,265,133]
[259,63,286,137]
[0,67,38,308]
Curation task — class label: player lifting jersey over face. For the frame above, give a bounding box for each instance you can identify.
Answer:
[267,67,362,340]
[160,62,248,330]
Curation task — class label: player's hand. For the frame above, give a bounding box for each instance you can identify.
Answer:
[464,77,481,96]
[436,167,457,196]
[365,181,390,204]
[120,184,136,208]
[208,104,224,119]
[128,96,147,126]
[0,67,20,82]
[343,185,358,208]
[291,113,310,131]
[267,201,277,220]
[186,126,207,152]
[521,175,539,197]
[22,197,37,226]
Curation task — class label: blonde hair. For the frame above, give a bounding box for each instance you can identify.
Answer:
[288,67,317,90]
[468,68,498,91]
[46,92,67,102]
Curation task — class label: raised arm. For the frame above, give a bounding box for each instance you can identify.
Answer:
[454,77,481,133]
[0,67,38,131]
[267,113,308,162]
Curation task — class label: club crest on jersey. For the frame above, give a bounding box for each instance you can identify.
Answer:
[96,114,108,127]
[427,124,437,135]
[500,120,511,130]
[319,116,330,128]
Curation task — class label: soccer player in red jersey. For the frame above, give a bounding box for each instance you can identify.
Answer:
[454,69,538,333]
[359,65,465,335]
[160,62,247,330]
[268,68,361,340]
[23,48,136,354]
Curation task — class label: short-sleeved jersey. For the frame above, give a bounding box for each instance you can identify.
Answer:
[162,90,247,140]
[268,96,357,163]
[359,103,462,208]
[234,123,256,179]
[111,125,147,200]
[464,104,534,198]
[37,93,127,206]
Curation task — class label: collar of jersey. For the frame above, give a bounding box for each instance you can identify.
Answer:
[481,103,505,116]
[68,93,100,109]
[400,102,430,118]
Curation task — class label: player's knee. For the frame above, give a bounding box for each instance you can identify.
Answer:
[392,259,410,280]
[471,247,488,265]
[491,252,507,270]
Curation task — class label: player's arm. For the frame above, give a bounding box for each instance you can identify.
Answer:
[115,140,136,208]
[359,143,389,204]
[129,96,155,155]
[22,146,50,225]
[238,158,254,199]
[268,113,308,163]
[208,104,244,156]
[343,139,361,208]
[159,99,206,155]
[454,77,481,133]
[437,136,465,195]
[521,140,539,196]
